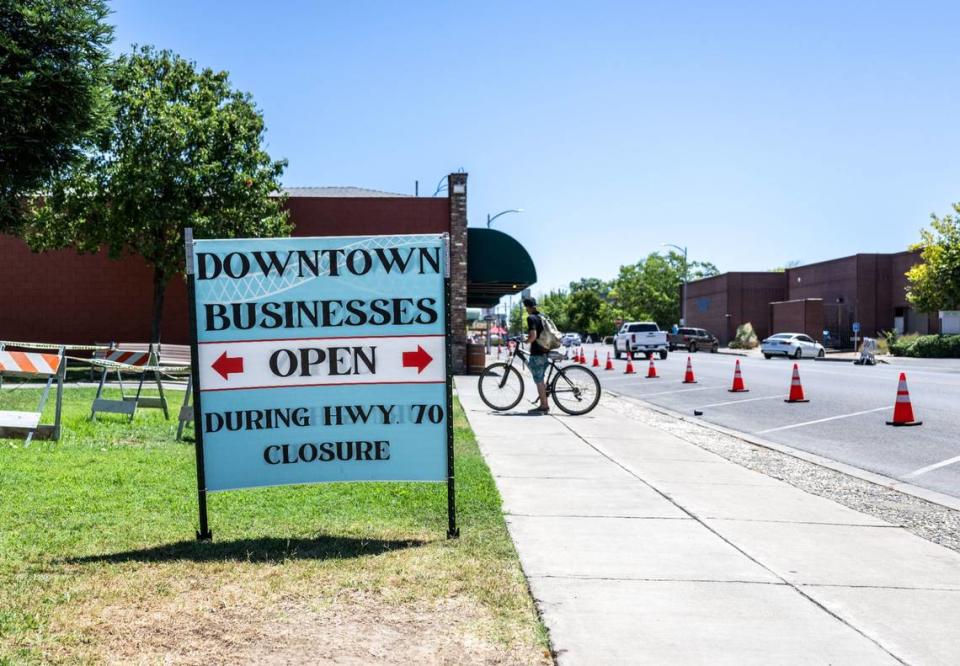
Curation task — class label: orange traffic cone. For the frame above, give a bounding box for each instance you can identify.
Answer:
[784,363,809,403]
[624,352,636,374]
[579,348,587,364]
[592,350,600,368]
[886,373,922,426]
[604,352,614,371]
[646,356,660,379]
[728,360,748,392]
[682,357,697,384]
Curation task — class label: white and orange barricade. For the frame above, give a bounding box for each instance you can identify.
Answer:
[0,346,66,443]
[158,344,195,440]
[89,343,170,422]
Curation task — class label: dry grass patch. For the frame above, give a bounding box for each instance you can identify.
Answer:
[0,390,550,665]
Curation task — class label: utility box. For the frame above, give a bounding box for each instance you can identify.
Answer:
[940,311,960,334]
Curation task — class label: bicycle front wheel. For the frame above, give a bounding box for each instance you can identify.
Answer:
[550,365,601,415]
[478,363,525,411]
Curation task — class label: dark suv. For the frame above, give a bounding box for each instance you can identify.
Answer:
[668,327,719,353]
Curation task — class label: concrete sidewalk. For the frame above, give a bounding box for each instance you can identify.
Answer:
[456,376,960,665]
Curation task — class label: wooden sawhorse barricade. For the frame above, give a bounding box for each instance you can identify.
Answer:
[0,347,65,443]
[90,344,169,421]
[176,374,194,440]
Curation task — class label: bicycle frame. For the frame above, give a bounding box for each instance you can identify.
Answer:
[502,343,563,396]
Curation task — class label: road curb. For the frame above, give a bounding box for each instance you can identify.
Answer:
[606,389,960,513]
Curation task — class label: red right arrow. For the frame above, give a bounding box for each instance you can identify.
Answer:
[211,350,244,380]
[402,345,433,374]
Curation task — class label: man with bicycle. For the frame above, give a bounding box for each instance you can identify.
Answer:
[523,297,551,414]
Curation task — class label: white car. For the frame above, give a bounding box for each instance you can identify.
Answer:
[561,333,582,347]
[761,333,825,359]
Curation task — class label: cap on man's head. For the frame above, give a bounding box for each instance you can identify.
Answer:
[522,297,537,308]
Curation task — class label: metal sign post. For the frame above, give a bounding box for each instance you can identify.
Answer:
[443,234,458,538]
[184,231,455,539]
[184,228,212,540]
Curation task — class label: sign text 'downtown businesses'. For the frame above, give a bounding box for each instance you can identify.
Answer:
[190,235,449,492]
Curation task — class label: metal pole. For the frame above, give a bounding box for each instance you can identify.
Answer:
[682,246,688,326]
[442,233,459,538]
[184,228,212,541]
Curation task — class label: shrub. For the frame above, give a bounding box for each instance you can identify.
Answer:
[875,337,890,355]
[888,333,919,356]
[889,333,960,358]
[728,322,759,349]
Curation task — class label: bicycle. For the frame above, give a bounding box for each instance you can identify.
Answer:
[477,338,602,415]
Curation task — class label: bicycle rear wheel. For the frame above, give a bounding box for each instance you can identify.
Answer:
[550,365,601,415]
[478,363,525,411]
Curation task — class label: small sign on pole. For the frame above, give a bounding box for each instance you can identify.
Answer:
[184,231,456,540]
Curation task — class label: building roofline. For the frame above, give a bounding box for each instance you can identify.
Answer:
[276,186,417,198]
[688,249,916,285]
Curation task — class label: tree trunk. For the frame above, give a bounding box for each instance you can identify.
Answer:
[151,267,167,344]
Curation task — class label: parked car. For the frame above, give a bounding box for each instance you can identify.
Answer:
[561,332,582,347]
[668,327,719,353]
[614,322,669,359]
[760,333,825,359]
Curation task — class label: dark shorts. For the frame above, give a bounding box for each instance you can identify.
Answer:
[528,355,548,384]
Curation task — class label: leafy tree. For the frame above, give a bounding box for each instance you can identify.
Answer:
[538,290,571,332]
[509,302,525,335]
[611,251,718,328]
[567,288,603,334]
[596,301,626,336]
[906,207,960,313]
[0,0,113,232]
[569,277,612,299]
[28,46,289,341]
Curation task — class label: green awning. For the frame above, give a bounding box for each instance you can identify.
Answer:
[467,227,537,307]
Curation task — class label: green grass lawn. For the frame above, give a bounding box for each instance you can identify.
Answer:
[0,386,549,664]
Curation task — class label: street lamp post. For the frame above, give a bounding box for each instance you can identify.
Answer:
[486,209,523,353]
[486,208,523,228]
[663,243,688,326]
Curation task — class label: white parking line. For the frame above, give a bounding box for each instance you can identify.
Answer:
[634,385,722,397]
[698,395,784,409]
[755,407,889,434]
[904,455,960,478]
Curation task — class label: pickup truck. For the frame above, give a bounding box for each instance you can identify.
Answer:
[667,327,719,353]
[614,322,669,359]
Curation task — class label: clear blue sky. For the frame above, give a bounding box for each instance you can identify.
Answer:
[111,1,960,293]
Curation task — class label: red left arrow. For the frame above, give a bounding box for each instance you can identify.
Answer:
[402,345,433,374]
[212,351,244,380]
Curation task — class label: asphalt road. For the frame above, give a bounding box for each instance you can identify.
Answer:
[577,343,960,500]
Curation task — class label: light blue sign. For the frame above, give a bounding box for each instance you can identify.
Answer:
[852,321,861,334]
[190,234,448,491]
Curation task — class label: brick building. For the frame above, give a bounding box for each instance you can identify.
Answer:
[684,251,937,347]
[0,172,536,372]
